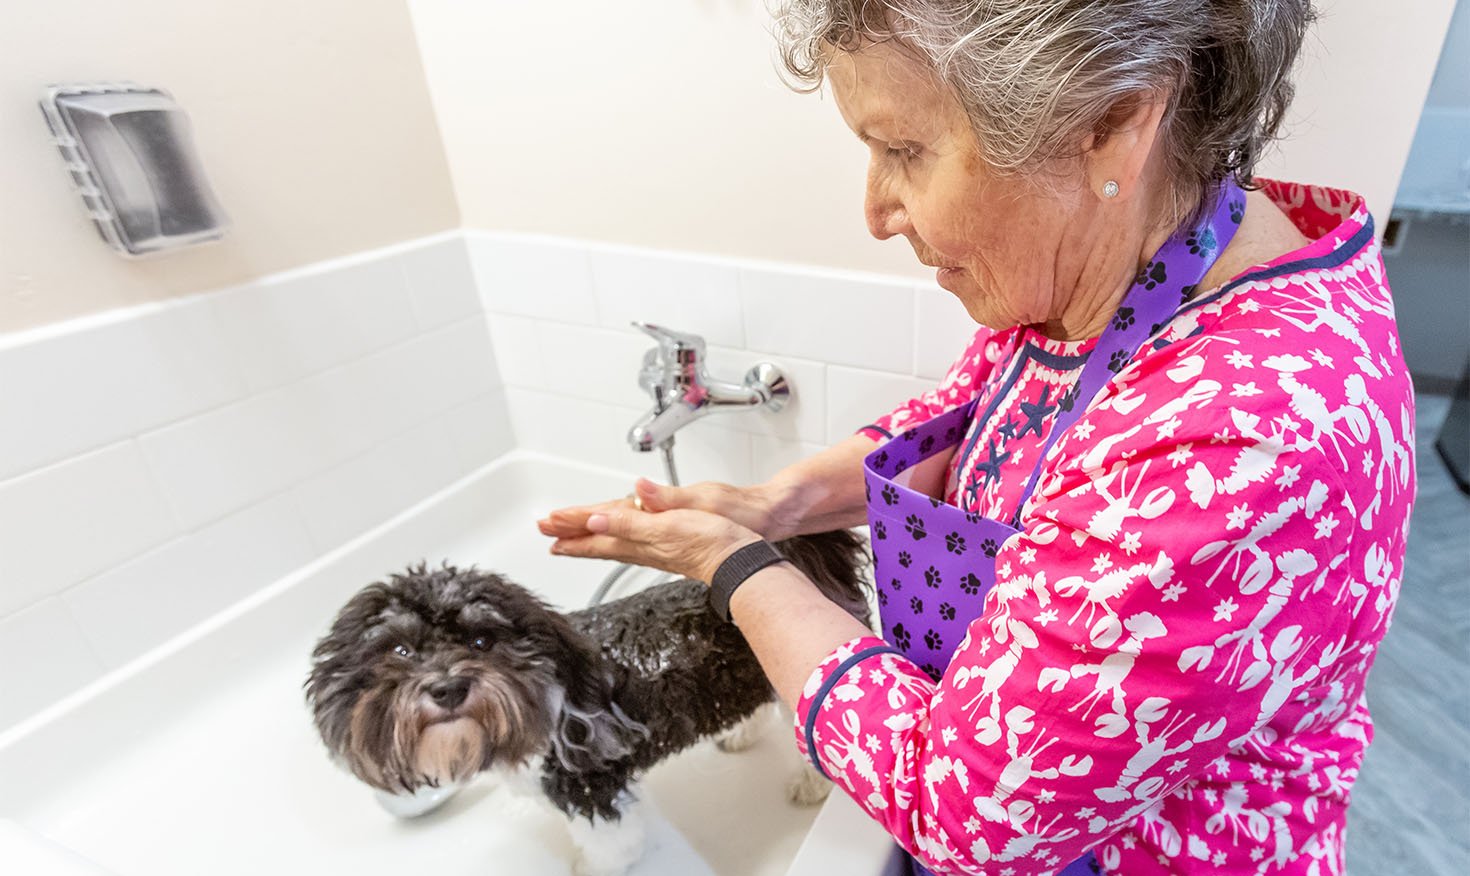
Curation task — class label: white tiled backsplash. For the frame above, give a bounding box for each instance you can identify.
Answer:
[0,230,976,731]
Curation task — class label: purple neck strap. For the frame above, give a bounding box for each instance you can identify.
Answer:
[1010,179,1246,520]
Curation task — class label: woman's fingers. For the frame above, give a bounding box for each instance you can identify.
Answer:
[634,478,758,523]
[550,507,760,583]
[536,497,635,537]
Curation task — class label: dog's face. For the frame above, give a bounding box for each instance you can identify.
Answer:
[305,565,579,793]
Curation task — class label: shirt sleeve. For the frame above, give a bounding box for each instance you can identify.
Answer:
[858,326,999,441]
[796,341,1359,875]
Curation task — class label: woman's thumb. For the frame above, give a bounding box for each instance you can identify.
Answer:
[634,478,684,512]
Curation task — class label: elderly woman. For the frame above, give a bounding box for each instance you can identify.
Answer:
[540,1,1416,873]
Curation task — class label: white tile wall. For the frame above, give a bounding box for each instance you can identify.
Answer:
[0,598,105,732]
[826,366,936,442]
[212,256,422,392]
[1,228,975,732]
[398,236,482,330]
[62,492,316,667]
[741,265,916,374]
[0,299,248,482]
[915,285,983,380]
[590,248,745,348]
[292,390,511,552]
[0,442,177,617]
[468,234,598,324]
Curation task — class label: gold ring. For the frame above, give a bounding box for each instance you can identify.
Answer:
[627,492,644,511]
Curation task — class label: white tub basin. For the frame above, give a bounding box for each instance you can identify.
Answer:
[0,453,824,875]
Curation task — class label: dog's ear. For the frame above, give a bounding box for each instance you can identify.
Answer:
[777,529,873,627]
[305,583,396,754]
[535,614,648,774]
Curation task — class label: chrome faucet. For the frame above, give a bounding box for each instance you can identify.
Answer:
[627,322,790,454]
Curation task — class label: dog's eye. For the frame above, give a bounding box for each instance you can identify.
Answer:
[393,643,414,659]
[469,635,492,651]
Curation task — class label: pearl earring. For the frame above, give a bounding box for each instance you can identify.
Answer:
[1102,180,1120,199]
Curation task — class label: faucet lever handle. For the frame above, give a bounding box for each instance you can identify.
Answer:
[632,322,706,362]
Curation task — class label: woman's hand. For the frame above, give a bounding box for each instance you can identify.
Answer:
[538,477,794,542]
[538,434,881,552]
[546,504,762,584]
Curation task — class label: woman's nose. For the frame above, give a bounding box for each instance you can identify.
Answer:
[864,175,910,240]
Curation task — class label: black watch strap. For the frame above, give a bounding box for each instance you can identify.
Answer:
[709,540,787,624]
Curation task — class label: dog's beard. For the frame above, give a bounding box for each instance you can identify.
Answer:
[341,661,555,793]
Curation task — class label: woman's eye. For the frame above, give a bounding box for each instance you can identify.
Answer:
[470,636,492,651]
[393,643,414,659]
[886,144,919,162]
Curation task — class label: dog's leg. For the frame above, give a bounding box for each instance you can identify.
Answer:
[787,757,833,806]
[716,701,774,753]
[566,789,646,876]
[773,702,833,806]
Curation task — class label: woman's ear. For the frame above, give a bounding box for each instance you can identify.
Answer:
[1080,92,1170,201]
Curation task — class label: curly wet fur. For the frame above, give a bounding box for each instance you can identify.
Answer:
[305,530,871,822]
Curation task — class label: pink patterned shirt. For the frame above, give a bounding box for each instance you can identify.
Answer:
[795,180,1415,875]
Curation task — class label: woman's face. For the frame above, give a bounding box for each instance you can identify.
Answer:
[828,43,1091,331]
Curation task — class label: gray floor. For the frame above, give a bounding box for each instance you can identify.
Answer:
[1346,392,1470,875]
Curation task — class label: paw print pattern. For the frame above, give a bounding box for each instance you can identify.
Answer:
[889,577,903,591]
[939,602,956,621]
[945,532,967,555]
[877,590,888,607]
[961,573,983,595]
[1108,349,1132,374]
[981,538,999,558]
[1229,199,1245,224]
[891,623,912,651]
[875,450,889,470]
[881,485,899,506]
[893,459,909,475]
[904,514,927,540]
[1186,226,1217,257]
[1136,260,1168,290]
[924,566,942,589]
[919,434,935,454]
[1058,386,1079,413]
[921,663,942,681]
[964,512,982,525]
[873,520,887,541]
[910,595,924,614]
[864,482,871,503]
[929,497,943,509]
[1110,306,1135,331]
[898,551,912,568]
[924,629,943,651]
[1178,283,1198,304]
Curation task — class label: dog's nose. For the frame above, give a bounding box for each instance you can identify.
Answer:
[428,677,471,710]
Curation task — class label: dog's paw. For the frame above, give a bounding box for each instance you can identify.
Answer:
[716,706,770,753]
[568,806,645,876]
[373,783,460,818]
[786,761,832,806]
[573,855,635,876]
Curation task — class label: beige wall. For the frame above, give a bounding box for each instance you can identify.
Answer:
[1,0,459,333]
[409,0,1456,275]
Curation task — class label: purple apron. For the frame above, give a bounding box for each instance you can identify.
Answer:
[863,181,1244,876]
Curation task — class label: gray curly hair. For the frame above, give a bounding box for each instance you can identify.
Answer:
[772,0,1315,229]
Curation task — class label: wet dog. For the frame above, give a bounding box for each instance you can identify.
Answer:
[305,531,870,875]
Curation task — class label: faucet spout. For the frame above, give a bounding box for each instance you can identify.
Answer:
[628,401,698,452]
[626,323,790,452]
